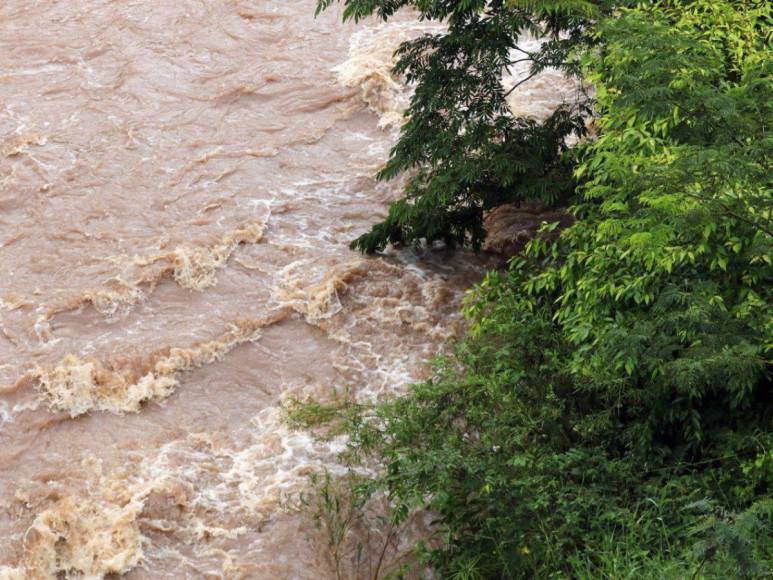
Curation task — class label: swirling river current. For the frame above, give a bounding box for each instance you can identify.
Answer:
[0,2,573,577]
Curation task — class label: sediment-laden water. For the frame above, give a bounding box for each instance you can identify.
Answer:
[0,2,572,577]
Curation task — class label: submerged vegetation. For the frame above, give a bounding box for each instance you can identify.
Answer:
[291,0,772,577]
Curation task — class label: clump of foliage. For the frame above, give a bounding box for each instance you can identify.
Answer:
[292,0,773,577]
[315,0,614,252]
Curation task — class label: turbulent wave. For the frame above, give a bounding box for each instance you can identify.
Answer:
[41,212,270,323]
[1,134,48,158]
[273,256,462,344]
[0,295,28,312]
[19,496,144,579]
[274,258,371,322]
[137,214,270,292]
[334,21,445,129]
[34,313,286,417]
[483,202,574,255]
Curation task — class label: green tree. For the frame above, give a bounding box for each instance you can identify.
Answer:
[317,0,615,252]
[521,0,773,462]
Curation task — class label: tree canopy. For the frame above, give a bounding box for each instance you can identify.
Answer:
[317,0,616,252]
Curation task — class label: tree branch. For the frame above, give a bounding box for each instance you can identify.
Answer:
[504,71,539,96]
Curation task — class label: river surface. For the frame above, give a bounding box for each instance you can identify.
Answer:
[0,2,572,577]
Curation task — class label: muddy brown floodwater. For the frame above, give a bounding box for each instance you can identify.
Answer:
[0,2,573,578]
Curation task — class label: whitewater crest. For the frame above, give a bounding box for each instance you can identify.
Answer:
[34,313,286,417]
[0,294,29,312]
[73,278,146,319]
[19,496,144,580]
[138,214,270,292]
[334,21,445,129]
[6,457,191,579]
[274,259,371,322]
[42,213,270,322]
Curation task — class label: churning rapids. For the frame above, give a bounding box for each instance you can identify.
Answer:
[0,2,574,577]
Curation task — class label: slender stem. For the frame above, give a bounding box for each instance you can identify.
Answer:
[372,519,396,580]
[690,554,708,580]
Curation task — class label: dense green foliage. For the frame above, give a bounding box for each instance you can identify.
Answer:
[293,0,773,577]
[316,0,613,252]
